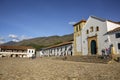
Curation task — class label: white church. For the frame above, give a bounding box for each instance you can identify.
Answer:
[73,16,120,56]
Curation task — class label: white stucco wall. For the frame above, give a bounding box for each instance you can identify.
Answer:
[27,49,35,57]
[108,31,120,54]
[36,51,44,57]
[76,36,82,52]
[106,21,120,31]
[43,43,73,56]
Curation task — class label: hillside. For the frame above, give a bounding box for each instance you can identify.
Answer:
[2,34,73,50]
[1,41,17,46]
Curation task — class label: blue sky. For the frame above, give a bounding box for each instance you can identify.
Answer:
[0,0,120,43]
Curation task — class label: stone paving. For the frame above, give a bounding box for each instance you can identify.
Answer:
[0,57,120,80]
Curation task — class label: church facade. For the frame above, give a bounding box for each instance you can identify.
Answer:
[73,16,120,56]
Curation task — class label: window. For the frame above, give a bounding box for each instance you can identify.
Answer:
[116,33,120,38]
[77,25,79,31]
[76,25,81,32]
[96,26,99,31]
[90,26,94,32]
[118,43,120,49]
[57,48,59,51]
[86,30,89,34]
[76,26,78,32]
[79,25,81,31]
[61,47,62,51]
[74,27,76,32]
[65,46,67,50]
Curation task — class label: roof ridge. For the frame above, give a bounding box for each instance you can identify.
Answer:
[90,16,106,22]
[45,41,73,49]
[90,15,120,25]
[73,19,86,26]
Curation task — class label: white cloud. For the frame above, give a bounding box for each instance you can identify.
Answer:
[8,34,32,42]
[12,39,19,42]
[9,34,18,39]
[8,34,19,42]
[68,22,76,25]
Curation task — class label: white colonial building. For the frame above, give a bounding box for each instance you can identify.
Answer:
[0,46,35,58]
[73,16,120,55]
[37,41,73,57]
[105,27,120,54]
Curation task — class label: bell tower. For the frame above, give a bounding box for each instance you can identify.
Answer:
[73,20,86,55]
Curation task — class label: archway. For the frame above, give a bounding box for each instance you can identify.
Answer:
[91,40,97,55]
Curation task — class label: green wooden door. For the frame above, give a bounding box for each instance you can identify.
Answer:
[91,40,97,55]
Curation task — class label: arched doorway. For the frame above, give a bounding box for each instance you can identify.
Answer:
[91,40,97,55]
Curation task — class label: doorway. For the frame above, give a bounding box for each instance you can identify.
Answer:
[91,40,97,55]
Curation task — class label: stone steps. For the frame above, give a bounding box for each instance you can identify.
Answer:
[54,55,112,64]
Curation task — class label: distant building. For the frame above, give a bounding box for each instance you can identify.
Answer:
[36,48,44,57]
[39,41,73,57]
[0,46,35,58]
[73,16,120,55]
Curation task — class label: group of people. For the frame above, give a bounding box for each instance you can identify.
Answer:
[101,47,111,59]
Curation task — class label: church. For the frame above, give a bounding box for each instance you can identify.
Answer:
[73,16,120,56]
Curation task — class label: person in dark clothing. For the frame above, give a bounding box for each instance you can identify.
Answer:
[101,49,106,59]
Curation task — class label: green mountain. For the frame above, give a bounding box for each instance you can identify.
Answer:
[2,34,73,50]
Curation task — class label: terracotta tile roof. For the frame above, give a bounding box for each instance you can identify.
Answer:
[73,19,86,26]
[0,46,34,50]
[107,27,120,34]
[45,41,73,49]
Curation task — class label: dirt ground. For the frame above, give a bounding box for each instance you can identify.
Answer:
[0,57,120,80]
